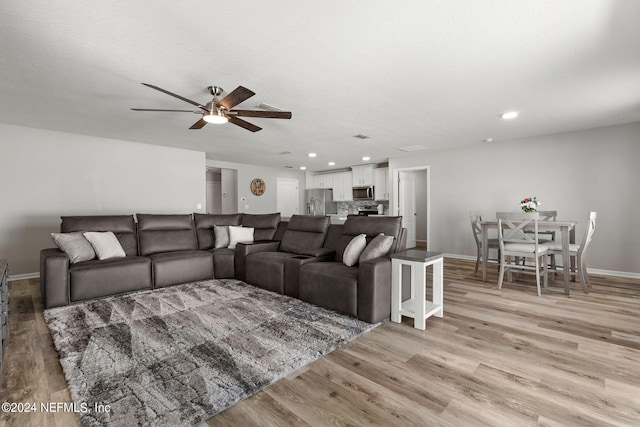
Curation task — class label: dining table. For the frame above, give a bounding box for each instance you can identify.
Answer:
[480,219,577,295]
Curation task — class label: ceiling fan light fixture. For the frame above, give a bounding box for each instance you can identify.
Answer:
[203,112,228,124]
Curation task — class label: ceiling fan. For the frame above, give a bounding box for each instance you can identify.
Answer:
[131,83,292,132]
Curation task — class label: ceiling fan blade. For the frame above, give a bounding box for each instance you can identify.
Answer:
[131,108,200,113]
[141,83,208,111]
[228,116,262,132]
[229,110,292,119]
[189,118,208,129]
[218,86,255,110]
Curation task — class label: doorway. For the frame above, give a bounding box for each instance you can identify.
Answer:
[392,166,430,249]
[276,178,299,217]
[206,167,238,214]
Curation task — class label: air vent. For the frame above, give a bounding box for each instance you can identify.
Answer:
[284,165,293,168]
[278,151,292,155]
[397,145,429,152]
[353,134,370,139]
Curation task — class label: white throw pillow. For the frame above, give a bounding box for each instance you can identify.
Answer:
[83,231,126,260]
[51,232,96,264]
[213,225,230,249]
[359,233,394,263]
[228,226,254,249]
[342,234,367,267]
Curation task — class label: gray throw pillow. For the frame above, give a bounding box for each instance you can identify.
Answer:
[83,231,126,260]
[359,233,394,263]
[214,225,230,249]
[51,232,96,264]
[342,233,367,267]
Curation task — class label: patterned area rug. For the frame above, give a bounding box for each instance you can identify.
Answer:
[44,279,377,426]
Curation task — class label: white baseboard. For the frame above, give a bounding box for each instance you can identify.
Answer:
[9,261,640,282]
[8,272,40,282]
[443,253,640,280]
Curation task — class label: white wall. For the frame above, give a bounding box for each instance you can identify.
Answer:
[389,122,640,274]
[0,124,206,275]
[206,159,306,216]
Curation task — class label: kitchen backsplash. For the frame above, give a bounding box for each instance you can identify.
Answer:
[337,201,389,215]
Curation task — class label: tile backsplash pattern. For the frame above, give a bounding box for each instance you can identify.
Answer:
[337,201,389,215]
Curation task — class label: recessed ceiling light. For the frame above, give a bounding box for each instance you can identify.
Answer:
[483,137,494,142]
[299,166,306,170]
[328,162,335,166]
[308,153,317,158]
[501,111,518,120]
[362,156,370,161]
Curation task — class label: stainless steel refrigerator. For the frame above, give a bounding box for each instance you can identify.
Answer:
[305,189,338,215]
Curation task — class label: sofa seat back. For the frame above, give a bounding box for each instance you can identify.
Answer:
[332,215,403,262]
[193,213,242,250]
[279,215,330,255]
[241,213,281,241]
[61,215,138,256]
[137,214,197,256]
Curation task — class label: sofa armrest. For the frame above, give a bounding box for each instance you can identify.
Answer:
[40,248,70,308]
[234,240,281,281]
[357,256,392,323]
[283,253,335,298]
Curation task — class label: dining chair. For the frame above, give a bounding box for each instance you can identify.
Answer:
[523,210,558,268]
[536,210,558,241]
[470,211,500,276]
[497,211,549,296]
[545,211,597,293]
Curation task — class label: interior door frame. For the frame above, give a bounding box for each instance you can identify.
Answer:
[391,165,430,249]
[276,177,299,218]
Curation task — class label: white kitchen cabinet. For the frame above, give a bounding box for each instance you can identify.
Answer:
[305,171,314,190]
[374,167,389,200]
[332,172,353,201]
[313,174,333,189]
[351,165,374,186]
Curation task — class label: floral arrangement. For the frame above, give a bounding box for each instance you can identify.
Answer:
[520,196,540,212]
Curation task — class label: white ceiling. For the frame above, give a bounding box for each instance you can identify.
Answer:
[1,1,639,172]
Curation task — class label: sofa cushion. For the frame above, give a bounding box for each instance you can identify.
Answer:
[69,256,152,302]
[212,247,235,279]
[61,215,138,256]
[228,226,254,249]
[342,234,367,267]
[241,213,281,241]
[279,215,330,255]
[359,233,394,263]
[51,232,96,264]
[246,252,302,294]
[137,214,197,256]
[194,213,242,250]
[147,250,214,288]
[83,231,127,260]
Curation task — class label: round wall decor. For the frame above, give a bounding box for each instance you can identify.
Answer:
[250,178,266,196]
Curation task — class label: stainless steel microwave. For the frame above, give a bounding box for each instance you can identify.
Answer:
[352,186,374,200]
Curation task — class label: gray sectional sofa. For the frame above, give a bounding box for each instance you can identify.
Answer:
[40,213,406,323]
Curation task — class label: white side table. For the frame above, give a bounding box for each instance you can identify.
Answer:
[390,250,443,330]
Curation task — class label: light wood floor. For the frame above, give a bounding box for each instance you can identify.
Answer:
[1,259,639,426]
